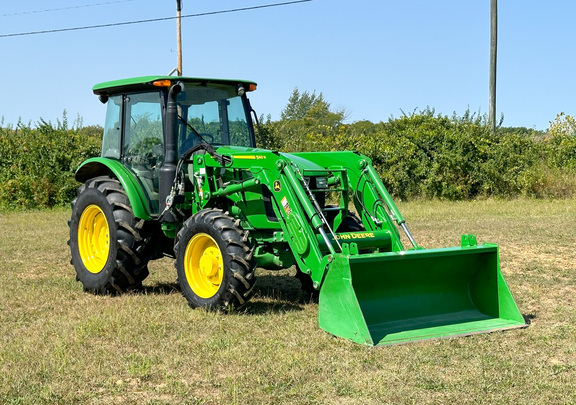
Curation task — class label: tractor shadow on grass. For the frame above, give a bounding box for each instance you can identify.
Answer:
[139,273,314,315]
[245,274,315,315]
[140,282,180,295]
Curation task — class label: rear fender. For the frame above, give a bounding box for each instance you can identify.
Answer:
[75,157,152,220]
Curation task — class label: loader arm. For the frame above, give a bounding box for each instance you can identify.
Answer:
[182,147,526,346]
[195,149,432,288]
[291,151,408,250]
[196,149,341,289]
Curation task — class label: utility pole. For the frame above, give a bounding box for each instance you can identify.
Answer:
[489,0,497,133]
[176,0,183,76]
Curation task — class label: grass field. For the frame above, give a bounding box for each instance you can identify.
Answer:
[1,199,575,404]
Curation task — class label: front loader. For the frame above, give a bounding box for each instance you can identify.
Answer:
[68,76,526,346]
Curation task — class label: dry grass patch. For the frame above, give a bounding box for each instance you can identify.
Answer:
[1,200,576,404]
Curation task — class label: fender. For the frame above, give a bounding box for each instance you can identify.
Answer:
[75,157,152,220]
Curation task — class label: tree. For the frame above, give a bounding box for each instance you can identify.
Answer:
[548,112,576,138]
[280,88,345,125]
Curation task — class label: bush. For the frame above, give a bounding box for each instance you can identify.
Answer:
[261,108,576,200]
[2,106,575,210]
[0,120,102,209]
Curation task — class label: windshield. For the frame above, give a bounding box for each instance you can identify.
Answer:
[177,86,253,155]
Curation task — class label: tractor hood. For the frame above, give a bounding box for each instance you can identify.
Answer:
[280,152,326,172]
[215,145,326,172]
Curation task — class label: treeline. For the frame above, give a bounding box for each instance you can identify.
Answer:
[259,91,576,200]
[1,102,575,209]
[260,111,576,200]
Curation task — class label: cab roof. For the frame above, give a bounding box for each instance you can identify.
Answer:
[92,75,257,97]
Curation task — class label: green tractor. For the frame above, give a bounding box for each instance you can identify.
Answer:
[68,76,526,345]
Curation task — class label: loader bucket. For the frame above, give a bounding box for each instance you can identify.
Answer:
[318,243,526,346]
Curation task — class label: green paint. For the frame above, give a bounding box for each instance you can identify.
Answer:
[77,77,527,346]
[75,158,152,220]
[93,76,257,96]
[319,243,525,346]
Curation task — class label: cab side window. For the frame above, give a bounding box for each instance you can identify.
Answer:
[122,92,164,214]
[101,95,122,159]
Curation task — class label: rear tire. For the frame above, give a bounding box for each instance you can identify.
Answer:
[174,209,256,310]
[68,176,150,294]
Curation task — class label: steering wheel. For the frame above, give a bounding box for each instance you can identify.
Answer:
[198,133,215,143]
[143,144,163,170]
[180,133,216,154]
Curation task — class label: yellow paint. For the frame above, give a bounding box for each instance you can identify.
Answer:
[335,232,375,240]
[233,155,266,160]
[184,233,224,298]
[78,204,110,274]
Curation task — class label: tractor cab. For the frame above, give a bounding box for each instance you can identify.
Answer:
[92,76,257,214]
[176,81,256,153]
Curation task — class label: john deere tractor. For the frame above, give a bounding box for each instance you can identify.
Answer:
[68,76,526,345]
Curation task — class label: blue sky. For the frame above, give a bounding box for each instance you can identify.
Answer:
[0,0,574,130]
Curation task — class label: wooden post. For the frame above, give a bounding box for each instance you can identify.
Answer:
[489,0,497,133]
[176,0,183,76]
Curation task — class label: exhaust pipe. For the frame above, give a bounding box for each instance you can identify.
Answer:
[159,81,184,221]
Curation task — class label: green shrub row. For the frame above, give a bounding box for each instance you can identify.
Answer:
[2,109,575,210]
[0,119,102,209]
[259,109,576,200]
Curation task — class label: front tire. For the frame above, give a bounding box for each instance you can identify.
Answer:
[174,209,256,310]
[68,176,150,294]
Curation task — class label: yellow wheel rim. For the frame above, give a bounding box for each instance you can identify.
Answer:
[78,204,110,274]
[184,233,224,298]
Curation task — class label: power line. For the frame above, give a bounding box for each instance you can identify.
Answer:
[1,0,138,18]
[0,0,313,38]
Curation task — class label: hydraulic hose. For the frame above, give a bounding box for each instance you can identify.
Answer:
[365,165,419,249]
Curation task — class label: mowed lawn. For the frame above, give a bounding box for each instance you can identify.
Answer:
[0,199,575,404]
